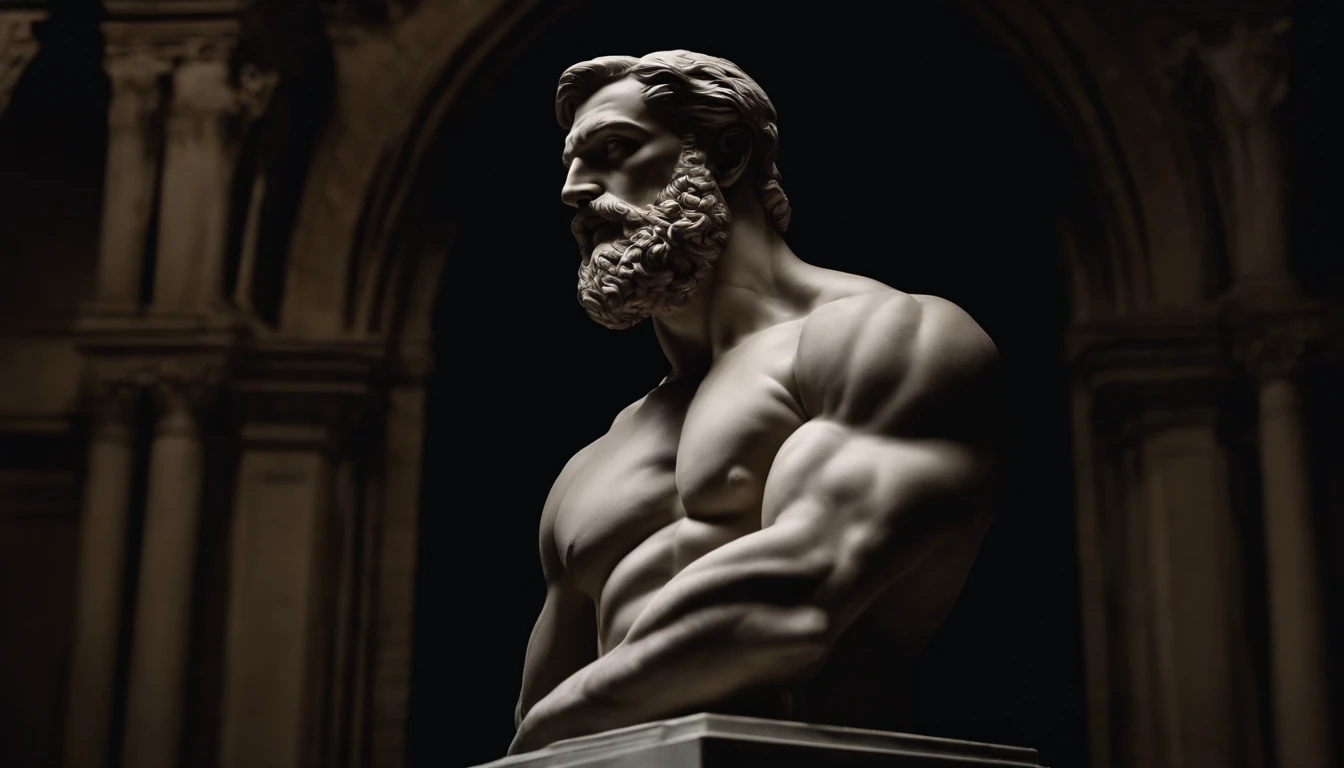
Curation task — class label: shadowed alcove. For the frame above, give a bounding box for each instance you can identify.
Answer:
[408,2,1089,765]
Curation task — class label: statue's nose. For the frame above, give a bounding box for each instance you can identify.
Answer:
[561,160,601,208]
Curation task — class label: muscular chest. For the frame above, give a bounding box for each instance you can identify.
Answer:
[553,327,807,593]
[674,332,807,516]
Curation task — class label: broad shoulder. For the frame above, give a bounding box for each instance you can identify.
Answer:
[794,290,999,434]
[556,390,655,472]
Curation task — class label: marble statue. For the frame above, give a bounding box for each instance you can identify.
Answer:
[510,50,1001,756]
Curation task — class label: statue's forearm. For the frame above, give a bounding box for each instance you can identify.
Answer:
[510,599,826,753]
[510,499,834,754]
[514,580,596,728]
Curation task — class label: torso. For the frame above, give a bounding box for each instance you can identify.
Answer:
[542,274,983,727]
[550,317,808,652]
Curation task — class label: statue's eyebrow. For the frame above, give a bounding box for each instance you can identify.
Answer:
[561,119,650,167]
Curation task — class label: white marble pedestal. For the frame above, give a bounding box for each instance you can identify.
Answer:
[472,713,1043,767]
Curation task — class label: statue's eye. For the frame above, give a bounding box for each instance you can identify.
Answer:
[605,136,636,160]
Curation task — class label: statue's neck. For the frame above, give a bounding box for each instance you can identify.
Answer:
[653,191,807,378]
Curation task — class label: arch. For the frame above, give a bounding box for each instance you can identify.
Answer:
[970,0,1213,317]
[342,0,564,348]
[322,0,1215,364]
[282,3,1226,765]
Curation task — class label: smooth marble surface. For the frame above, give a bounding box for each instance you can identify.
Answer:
[473,714,1043,767]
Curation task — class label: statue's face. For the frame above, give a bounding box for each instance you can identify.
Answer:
[562,77,684,231]
[562,77,732,329]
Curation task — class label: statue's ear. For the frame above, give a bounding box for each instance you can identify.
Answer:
[715,128,752,188]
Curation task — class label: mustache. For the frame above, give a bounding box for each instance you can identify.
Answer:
[571,194,660,243]
[587,194,651,224]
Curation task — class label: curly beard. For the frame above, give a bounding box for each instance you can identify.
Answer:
[575,144,731,330]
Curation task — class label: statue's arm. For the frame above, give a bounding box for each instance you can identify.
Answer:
[515,575,596,729]
[509,293,998,754]
[514,450,598,729]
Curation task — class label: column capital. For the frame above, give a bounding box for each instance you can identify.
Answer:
[103,40,174,78]
[0,8,46,118]
[1229,311,1323,384]
[1220,285,1326,383]
[162,57,278,124]
[1237,327,1305,383]
[237,63,280,127]
[1069,313,1234,447]
[171,31,237,65]
[239,388,377,456]
[101,16,240,60]
[234,341,386,455]
[166,56,239,135]
[157,57,278,130]
[104,47,173,130]
[1191,16,1294,121]
[149,361,227,430]
[99,16,242,129]
[1069,314,1230,394]
[83,370,143,438]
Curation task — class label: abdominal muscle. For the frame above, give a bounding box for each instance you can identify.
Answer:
[594,512,757,654]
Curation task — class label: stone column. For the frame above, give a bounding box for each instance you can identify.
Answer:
[1132,401,1261,768]
[0,9,44,117]
[152,32,241,312]
[1242,324,1333,768]
[219,376,371,768]
[93,42,170,311]
[62,373,141,768]
[120,370,216,768]
[1071,320,1262,768]
[1194,17,1335,768]
[370,383,427,768]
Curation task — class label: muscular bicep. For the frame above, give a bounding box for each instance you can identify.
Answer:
[515,579,596,728]
[761,418,992,628]
[620,419,990,653]
[764,419,989,529]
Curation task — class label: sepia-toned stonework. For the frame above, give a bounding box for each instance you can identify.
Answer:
[0,1,1337,767]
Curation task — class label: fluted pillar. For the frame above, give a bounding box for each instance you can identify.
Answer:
[93,42,170,310]
[1131,401,1261,768]
[219,357,374,768]
[152,33,242,311]
[1193,17,1335,768]
[1243,325,1332,768]
[1071,319,1262,768]
[121,371,216,768]
[62,373,141,768]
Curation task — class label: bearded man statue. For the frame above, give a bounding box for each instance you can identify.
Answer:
[502,49,1008,764]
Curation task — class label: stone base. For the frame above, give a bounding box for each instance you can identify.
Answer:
[471,713,1043,767]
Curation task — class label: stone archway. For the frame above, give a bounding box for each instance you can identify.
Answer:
[335,2,1214,347]
[316,5,1208,763]
[27,2,1323,768]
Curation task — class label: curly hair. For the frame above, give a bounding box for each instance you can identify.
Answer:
[557,50,791,233]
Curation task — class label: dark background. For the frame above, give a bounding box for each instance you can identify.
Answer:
[410,2,1087,766]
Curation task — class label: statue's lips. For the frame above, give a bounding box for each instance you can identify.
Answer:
[574,207,632,255]
[591,220,624,246]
